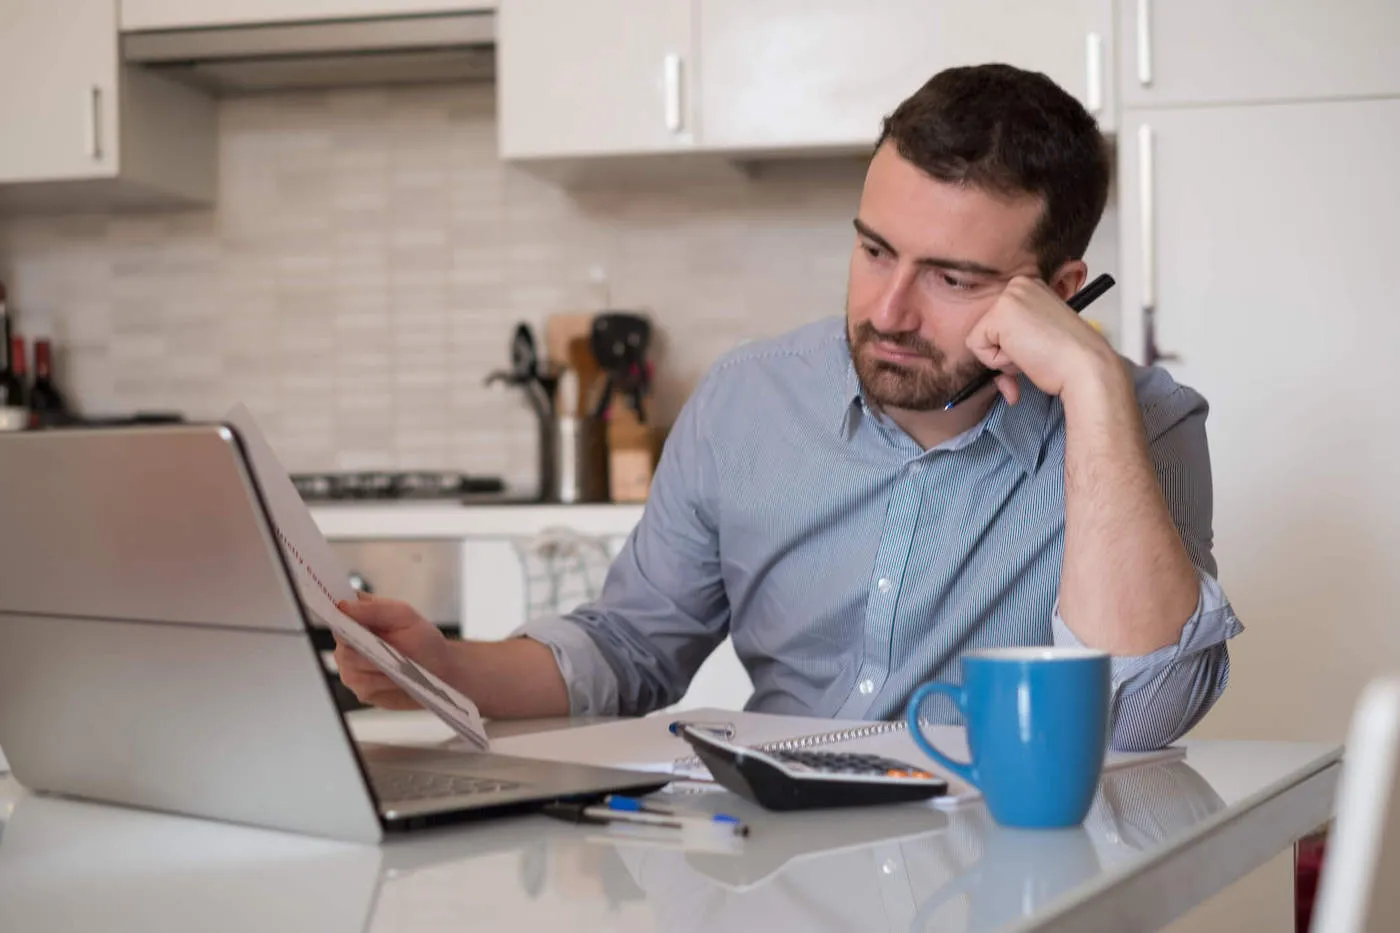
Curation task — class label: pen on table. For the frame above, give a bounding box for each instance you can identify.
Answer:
[542,801,750,836]
[942,272,1117,411]
[667,719,736,739]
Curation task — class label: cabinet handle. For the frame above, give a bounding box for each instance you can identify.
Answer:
[663,53,683,133]
[1138,123,1181,366]
[1085,32,1104,116]
[86,85,103,160]
[1139,123,1155,315]
[1136,0,1153,86]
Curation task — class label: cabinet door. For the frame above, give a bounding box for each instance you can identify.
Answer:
[1117,101,1400,742]
[0,0,117,183]
[699,0,1113,152]
[497,0,696,159]
[120,0,481,30]
[461,534,753,710]
[1121,0,1400,108]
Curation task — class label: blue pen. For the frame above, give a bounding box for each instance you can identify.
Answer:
[603,795,747,833]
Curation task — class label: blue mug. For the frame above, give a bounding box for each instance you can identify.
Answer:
[905,647,1111,828]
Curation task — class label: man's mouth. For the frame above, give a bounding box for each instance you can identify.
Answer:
[865,341,927,364]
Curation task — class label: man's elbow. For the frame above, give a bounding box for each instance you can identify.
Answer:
[1110,644,1233,752]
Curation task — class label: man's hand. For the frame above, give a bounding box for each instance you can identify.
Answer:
[334,592,455,710]
[965,275,1123,405]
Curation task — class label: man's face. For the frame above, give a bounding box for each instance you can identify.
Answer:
[846,143,1046,412]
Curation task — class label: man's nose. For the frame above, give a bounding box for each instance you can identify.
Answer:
[867,267,921,334]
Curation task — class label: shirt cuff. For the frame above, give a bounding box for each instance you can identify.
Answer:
[515,616,622,717]
[1052,569,1245,694]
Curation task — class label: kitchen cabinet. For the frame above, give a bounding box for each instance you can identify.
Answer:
[461,536,754,712]
[1115,99,1400,743]
[699,0,1114,152]
[120,0,491,30]
[1120,0,1400,108]
[497,0,1111,161]
[0,0,215,208]
[497,0,696,159]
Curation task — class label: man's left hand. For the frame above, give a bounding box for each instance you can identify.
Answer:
[966,275,1121,405]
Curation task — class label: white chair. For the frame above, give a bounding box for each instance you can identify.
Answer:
[1310,676,1400,933]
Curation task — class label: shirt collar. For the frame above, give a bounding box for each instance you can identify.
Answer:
[984,377,1053,476]
[838,357,1052,476]
[838,353,864,436]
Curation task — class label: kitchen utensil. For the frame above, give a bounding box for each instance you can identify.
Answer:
[486,323,554,421]
[589,313,652,422]
[544,312,595,372]
[567,336,603,420]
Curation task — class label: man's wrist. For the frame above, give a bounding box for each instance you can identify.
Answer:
[1060,348,1134,420]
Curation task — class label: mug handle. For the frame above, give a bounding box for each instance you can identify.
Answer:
[905,681,979,788]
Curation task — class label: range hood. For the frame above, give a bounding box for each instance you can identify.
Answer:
[122,11,496,93]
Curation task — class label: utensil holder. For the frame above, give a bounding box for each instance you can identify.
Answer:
[541,415,608,504]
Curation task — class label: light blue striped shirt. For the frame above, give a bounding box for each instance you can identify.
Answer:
[523,317,1243,751]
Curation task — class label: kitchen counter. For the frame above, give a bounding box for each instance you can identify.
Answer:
[309,501,646,539]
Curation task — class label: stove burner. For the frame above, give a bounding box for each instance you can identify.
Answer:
[291,471,505,501]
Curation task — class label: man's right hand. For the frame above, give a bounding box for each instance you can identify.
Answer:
[334,593,456,710]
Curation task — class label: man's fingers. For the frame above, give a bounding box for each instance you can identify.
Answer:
[995,372,1021,405]
[337,595,416,635]
[362,687,421,711]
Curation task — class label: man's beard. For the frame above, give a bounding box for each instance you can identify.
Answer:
[847,320,991,412]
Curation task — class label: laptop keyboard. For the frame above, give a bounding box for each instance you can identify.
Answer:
[369,766,525,803]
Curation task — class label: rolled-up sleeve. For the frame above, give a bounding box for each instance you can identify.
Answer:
[516,371,730,717]
[1054,378,1244,751]
[1054,571,1243,751]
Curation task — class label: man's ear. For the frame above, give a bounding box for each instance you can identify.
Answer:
[1049,260,1089,301]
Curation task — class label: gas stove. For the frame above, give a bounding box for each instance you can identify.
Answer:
[290,471,506,502]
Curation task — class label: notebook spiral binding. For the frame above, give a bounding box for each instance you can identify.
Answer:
[671,719,909,773]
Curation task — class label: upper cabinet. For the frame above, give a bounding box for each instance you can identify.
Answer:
[0,0,215,210]
[1121,0,1400,108]
[497,0,696,159]
[120,0,493,31]
[699,0,1113,153]
[498,0,1113,161]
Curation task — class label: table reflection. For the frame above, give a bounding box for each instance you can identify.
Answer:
[608,759,1227,933]
[0,758,1227,933]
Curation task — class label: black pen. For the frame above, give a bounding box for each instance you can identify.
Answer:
[942,273,1116,411]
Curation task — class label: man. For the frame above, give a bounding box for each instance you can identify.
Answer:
[336,64,1242,751]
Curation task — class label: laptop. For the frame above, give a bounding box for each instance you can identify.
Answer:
[0,424,666,843]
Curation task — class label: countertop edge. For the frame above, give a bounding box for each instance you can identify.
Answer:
[310,503,648,539]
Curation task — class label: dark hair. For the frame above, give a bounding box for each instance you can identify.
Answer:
[876,63,1111,280]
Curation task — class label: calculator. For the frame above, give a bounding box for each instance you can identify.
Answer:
[678,726,949,811]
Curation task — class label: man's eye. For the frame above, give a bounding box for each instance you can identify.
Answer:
[942,274,972,291]
[862,243,885,260]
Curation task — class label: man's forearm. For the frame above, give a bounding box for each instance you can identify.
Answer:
[1059,356,1199,655]
[442,637,569,720]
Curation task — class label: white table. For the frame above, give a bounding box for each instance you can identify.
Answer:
[0,717,1339,933]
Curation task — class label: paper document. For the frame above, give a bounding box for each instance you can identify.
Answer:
[490,707,1183,809]
[225,405,489,752]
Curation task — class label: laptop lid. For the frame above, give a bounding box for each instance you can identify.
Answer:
[0,425,385,843]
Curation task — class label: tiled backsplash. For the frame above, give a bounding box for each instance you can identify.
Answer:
[0,82,1117,490]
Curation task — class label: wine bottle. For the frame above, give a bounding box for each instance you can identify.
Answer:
[0,284,27,431]
[29,338,68,428]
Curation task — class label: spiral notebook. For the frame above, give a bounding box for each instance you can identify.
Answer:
[488,707,1184,809]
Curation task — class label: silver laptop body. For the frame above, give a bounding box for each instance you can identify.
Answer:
[0,424,664,843]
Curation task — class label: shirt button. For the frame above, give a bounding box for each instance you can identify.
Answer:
[859,679,875,695]
[876,577,892,594]
[881,859,899,875]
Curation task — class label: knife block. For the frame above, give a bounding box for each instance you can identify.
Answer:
[605,399,658,503]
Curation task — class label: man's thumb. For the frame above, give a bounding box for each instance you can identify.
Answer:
[337,597,413,634]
